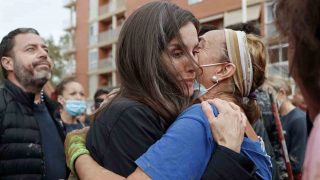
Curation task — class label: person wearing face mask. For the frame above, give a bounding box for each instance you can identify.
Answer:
[55,76,88,133]
[63,10,271,178]
[268,75,307,178]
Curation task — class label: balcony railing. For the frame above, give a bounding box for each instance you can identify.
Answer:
[265,22,278,38]
[89,35,98,46]
[268,61,289,77]
[98,26,122,46]
[61,42,76,55]
[99,3,116,16]
[88,57,115,73]
[116,0,126,9]
[65,59,76,75]
[63,19,76,31]
[63,0,76,8]
[99,0,125,16]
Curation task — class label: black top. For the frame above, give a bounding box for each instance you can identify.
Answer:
[202,145,257,180]
[0,80,67,179]
[87,97,260,179]
[281,107,307,174]
[86,97,165,177]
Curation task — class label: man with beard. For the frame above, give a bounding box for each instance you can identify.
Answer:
[0,28,68,179]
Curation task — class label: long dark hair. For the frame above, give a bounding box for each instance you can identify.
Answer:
[105,1,199,128]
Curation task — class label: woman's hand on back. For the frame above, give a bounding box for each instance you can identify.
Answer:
[201,98,246,153]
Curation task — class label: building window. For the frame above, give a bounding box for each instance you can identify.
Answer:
[88,50,98,71]
[264,1,278,37]
[265,2,275,23]
[89,23,98,45]
[188,0,202,5]
[269,43,288,62]
[268,43,289,77]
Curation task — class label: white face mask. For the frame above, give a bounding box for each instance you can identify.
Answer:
[198,62,230,92]
[275,94,283,109]
[276,100,283,109]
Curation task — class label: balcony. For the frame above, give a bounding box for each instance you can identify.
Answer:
[98,0,126,21]
[89,35,98,46]
[63,0,76,8]
[63,19,76,31]
[65,59,76,75]
[116,0,126,9]
[61,43,76,55]
[88,57,116,74]
[265,22,279,38]
[99,3,116,16]
[268,61,289,77]
[97,26,122,47]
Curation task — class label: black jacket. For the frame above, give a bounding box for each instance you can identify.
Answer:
[0,80,66,179]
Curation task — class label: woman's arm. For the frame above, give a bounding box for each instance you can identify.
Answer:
[75,154,125,180]
[76,155,151,180]
[202,99,272,179]
[66,99,253,179]
[65,129,151,180]
[66,103,213,179]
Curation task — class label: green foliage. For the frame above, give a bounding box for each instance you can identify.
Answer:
[46,34,71,86]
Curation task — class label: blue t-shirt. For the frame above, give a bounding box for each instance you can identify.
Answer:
[135,104,272,180]
[33,103,66,180]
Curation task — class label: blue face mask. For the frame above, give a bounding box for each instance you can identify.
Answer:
[193,80,208,98]
[65,100,87,116]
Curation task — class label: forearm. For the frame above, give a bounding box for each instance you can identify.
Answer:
[75,154,125,180]
[202,145,257,180]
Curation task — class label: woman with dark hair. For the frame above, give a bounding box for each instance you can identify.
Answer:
[274,0,320,179]
[64,1,271,179]
[55,76,87,133]
[82,1,203,178]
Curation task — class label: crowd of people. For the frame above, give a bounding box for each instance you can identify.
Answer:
[0,0,319,179]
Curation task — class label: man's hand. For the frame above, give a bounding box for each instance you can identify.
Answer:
[201,98,246,153]
[64,127,90,175]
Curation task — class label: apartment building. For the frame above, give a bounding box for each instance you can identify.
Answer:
[128,0,288,77]
[63,0,124,99]
[63,0,288,100]
[87,0,125,99]
[63,0,89,96]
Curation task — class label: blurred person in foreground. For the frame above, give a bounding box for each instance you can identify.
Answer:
[0,28,67,179]
[55,76,88,133]
[275,0,320,179]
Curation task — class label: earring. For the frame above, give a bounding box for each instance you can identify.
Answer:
[211,75,219,83]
